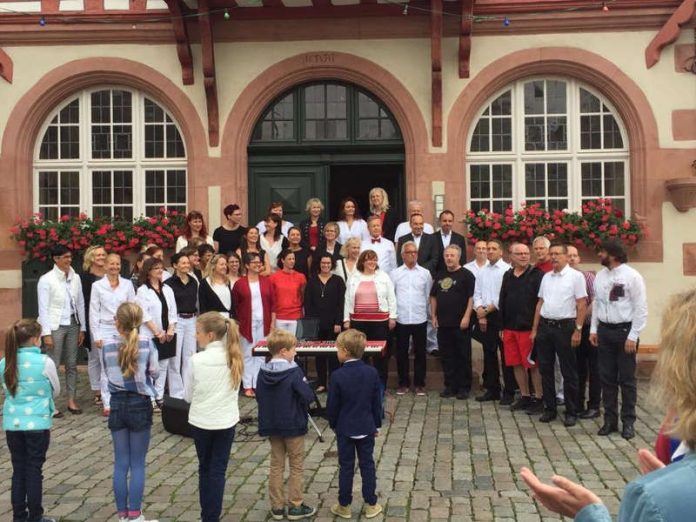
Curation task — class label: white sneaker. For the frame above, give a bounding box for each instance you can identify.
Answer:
[125,516,159,522]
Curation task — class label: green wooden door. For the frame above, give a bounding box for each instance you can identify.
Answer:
[248,164,328,226]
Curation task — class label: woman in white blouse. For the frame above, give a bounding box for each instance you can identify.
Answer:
[259,214,287,274]
[199,254,235,318]
[336,197,369,244]
[175,210,215,253]
[135,257,178,410]
[334,237,362,282]
[89,252,136,415]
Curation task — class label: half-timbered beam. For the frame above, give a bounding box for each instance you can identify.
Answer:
[199,0,220,146]
[0,48,13,84]
[164,0,194,85]
[459,0,474,78]
[431,0,443,147]
[645,0,696,68]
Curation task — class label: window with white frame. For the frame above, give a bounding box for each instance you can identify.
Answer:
[467,79,629,214]
[34,88,187,220]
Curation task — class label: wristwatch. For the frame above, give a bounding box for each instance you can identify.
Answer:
[575,324,582,331]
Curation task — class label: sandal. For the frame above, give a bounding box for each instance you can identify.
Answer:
[94,395,102,406]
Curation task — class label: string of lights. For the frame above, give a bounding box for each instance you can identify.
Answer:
[0,0,617,27]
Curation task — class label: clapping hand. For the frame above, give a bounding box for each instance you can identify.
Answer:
[520,467,602,518]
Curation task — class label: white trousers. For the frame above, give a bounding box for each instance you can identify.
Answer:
[177,317,196,387]
[87,344,102,391]
[275,319,297,336]
[155,350,184,401]
[242,320,265,389]
[94,325,118,409]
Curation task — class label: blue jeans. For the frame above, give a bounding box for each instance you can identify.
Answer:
[109,393,152,515]
[336,433,377,506]
[192,425,236,522]
[6,430,50,522]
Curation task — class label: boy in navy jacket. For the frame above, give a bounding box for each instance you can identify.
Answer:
[327,329,383,519]
[256,329,316,521]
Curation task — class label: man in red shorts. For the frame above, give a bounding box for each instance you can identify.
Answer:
[498,242,545,414]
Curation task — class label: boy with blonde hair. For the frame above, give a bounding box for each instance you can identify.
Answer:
[327,329,383,519]
[256,329,316,520]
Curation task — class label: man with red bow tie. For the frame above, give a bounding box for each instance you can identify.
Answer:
[360,215,397,275]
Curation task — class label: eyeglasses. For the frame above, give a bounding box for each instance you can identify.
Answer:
[403,250,418,255]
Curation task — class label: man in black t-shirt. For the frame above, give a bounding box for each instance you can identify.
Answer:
[430,244,476,399]
[213,204,247,255]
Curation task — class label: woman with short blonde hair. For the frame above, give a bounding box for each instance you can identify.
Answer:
[335,237,362,282]
[300,197,326,252]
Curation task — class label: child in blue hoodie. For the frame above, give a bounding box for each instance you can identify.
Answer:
[256,329,316,521]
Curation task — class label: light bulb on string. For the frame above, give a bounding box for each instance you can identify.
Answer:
[503,16,510,27]
[602,2,609,11]
[39,15,46,26]
[402,4,408,15]
[223,9,230,20]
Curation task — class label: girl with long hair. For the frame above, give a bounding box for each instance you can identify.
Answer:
[368,187,397,241]
[102,302,158,522]
[184,312,243,522]
[175,210,214,253]
[2,319,59,522]
[81,245,107,406]
[334,237,362,282]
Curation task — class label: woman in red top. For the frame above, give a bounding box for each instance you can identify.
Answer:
[269,249,307,336]
[232,252,275,397]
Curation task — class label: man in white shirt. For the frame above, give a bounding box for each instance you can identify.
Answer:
[393,200,434,244]
[531,243,588,427]
[361,215,396,275]
[37,245,86,415]
[256,201,293,237]
[590,240,647,440]
[464,240,489,279]
[391,241,433,396]
[473,239,515,404]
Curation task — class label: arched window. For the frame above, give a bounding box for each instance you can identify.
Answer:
[251,82,401,144]
[34,88,187,220]
[466,78,629,214]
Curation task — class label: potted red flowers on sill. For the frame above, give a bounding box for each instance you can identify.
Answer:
[464,198,644,248]
[10,208,185,261]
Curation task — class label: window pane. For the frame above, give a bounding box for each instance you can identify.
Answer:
[380,120,397,140]
[38,171,58,205]
[112,90,132,124]
[524,81,544,115]
[492,164,512,198]
[359,120,379,140]
[145,170,165,204]
[304,85,325,119]
[546,81,566,114]
[358,92,379,118]
[492,118,512,152]
[167,169,187,204]
[92,125,111,159]
[471,119,490,152]
[145,125,164,158]
[547,116,567,150]
[491,91,512,116]
[603,115,624,148]
[326,85,347,119]
[113,125,132,159]
[548,163,568,197]
[40,127,59,160]
[525,117,545,151]
[60,100,79,124]
[91,91,111,124]
[113,170,133,205]
[525,163,546,198]
[581,162,602,197]
[580,115,601,149]
[144,99,165,123]
[60,171,80,205]
[580,88,600,113]
[604,162,625,196]
[92,170,111,205]
[166,124,186,158]
[470,165,490,199]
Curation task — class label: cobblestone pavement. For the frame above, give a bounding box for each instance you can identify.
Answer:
[1,369,663,522]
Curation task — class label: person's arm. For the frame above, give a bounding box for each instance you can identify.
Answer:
[89,284,103,346]
[75,277,87,333]
[572,298,587,348]
[175,236,187,253]
[183,358,194,403]
[37,276,52,338]
[473,273,484,312]
[384,274,398,324]
[372,372,382,430]
[326,373,340,430]
[147,339,159,381]
[628,271,648,343]
[261,252,271,277]
[198,280,210,314]
[335,278,346,331]
[292,369,315,408]
[165,287,178,338]
[343,280,354,325]
[530,298,543,342]
[461,296,473,330]
[43,356,61,397]
[396,239,404,267]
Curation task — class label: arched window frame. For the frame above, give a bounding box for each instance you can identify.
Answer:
[466,77,630,214]
[250,81,402,146]
[32,87,187,220]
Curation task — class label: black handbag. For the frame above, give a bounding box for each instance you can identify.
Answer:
[153,334,177,360]
[161,395,193,438]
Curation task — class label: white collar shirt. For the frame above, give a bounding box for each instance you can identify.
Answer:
[538,264,588,320]
[473,258,511,309]
[390,263,432,325]
[361,237,397,275]
[338,219,369,244]
[60,269,77,325]
[464,259,488,280]
[590,263,647,342]
[89,276,137,342]
[440,231,451,249]
[412,234,422,249]
[394,221,434,244]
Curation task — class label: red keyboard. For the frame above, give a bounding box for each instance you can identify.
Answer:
[252,340,386,356]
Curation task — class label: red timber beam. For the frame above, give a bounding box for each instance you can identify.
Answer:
[164,0,194,85]
[0,48,12,83]
[431,0,443,147]
[645,0,696,68]
[199,0,220,146]
[459,0,474,78]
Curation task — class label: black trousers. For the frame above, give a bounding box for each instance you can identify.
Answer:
[351,320,389,386]
[536,320,579,415]
[576,324,601,410]
[315,327,340,388]
[437,326,472,393]
[395,322,427,387]
[598,323,637,426]
[473,316,516,397]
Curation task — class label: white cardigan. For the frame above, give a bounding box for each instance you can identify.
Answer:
[37,265,85,336]
[136,284,178,337]
[343,270,398,322]
[184,340,240,430]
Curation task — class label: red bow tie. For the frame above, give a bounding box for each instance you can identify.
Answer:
[371,238,381,244]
